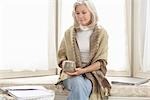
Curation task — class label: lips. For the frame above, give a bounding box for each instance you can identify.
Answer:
[80,20,86,22]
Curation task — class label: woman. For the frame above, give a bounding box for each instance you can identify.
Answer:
[57,0,111,100]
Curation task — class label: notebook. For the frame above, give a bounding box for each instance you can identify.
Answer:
[109,77,149,85]
[1,85,55,100]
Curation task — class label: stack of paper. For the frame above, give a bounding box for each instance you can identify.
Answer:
[2,85,55,100]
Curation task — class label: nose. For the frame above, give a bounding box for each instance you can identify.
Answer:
[78,13,84,19]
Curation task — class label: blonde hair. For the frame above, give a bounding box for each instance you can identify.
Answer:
[72,0,98,29]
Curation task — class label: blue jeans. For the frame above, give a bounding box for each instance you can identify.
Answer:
[63,75,92,100]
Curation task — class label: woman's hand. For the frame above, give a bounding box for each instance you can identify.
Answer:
[65,68,85,76]
[65,61,102,76]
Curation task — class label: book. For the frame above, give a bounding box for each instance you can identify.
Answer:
[109,77,149,85]
[1,85,55,100]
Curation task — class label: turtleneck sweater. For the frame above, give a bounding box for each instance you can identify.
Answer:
[76,28,93,66]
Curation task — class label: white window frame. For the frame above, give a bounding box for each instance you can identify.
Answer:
[0,0,57,79]
[133,0,150,78]
[107,0,132,77]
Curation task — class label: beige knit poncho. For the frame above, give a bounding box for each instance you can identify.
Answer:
[57,25,111,100]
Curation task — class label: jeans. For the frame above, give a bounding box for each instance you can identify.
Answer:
[63,75,92,100]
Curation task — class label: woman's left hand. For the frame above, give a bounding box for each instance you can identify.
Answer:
[65,68,85,76]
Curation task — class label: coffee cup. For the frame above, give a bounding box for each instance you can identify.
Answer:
[63,60,76,72]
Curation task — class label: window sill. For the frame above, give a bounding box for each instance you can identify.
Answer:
[110,82,150,97]
[0,76,150,98]
[0,75,59,87]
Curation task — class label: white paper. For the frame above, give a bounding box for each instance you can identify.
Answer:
[2,85,55,100]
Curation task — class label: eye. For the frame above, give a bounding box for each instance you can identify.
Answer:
[75,11,80,15]
[76,12,80,15]
[82,11,87,14]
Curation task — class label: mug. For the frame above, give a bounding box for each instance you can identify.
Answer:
[63,60,76,72]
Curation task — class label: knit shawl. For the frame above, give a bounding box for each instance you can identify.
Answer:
[57,25,111,100]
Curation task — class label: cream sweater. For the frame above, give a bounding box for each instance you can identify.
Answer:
[76,29,93,66]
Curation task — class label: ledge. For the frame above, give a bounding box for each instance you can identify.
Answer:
[0,75,150,98]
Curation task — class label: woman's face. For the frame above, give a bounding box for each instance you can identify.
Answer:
[75,4,92,26]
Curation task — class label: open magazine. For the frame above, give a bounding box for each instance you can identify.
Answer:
[109,77,149,85]
[1,85,55,100]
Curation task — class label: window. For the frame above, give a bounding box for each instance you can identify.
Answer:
[1,0,149,79]
[133,0,150,78]
[58,0,131,76]
[0,0,57,78]
[58,0,150,78]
